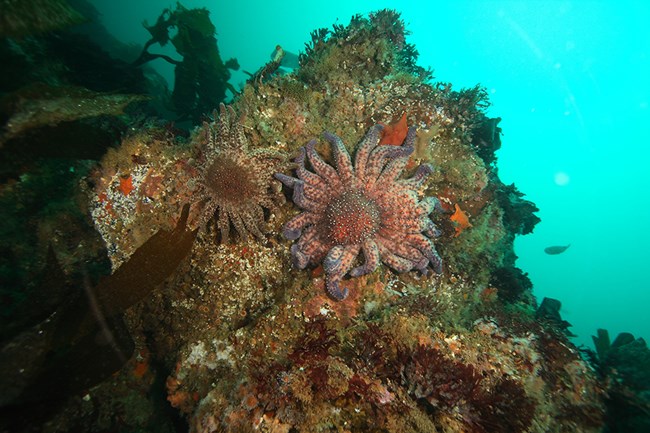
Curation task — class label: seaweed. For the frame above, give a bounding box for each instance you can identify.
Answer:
[586,329,650,432]
[288,318,339,366]
[0,204,196,413]
[494,181,541,236]
[299,27,331,65]
[398,344,482,410]
[471,115,502,166]
[134,3,239,123]
[469,377,536,433]
[80,203,197,330]
[535,297,573,334]
[245,45,285,87]
[0,159,107,326]
[354,325,536,432]
[490,266,533,303]
[297,10,429,85]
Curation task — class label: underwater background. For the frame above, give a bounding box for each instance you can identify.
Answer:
[2,0,650,432]
[93,0,650,349]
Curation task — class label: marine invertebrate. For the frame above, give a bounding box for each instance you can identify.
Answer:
[195,103,284,242]
[378,112,408,145]
[276,125,442,300]
[450,203,472,237]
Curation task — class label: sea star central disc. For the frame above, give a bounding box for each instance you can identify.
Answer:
[325,190,380,245]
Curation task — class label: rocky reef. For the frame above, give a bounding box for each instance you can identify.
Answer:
[1,7,608,433]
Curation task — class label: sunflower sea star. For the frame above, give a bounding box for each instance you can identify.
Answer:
[195,103,284,243]
[275,125,443,300]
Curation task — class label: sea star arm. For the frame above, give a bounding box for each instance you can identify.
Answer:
[419,196,442,216]
[323,132,354,186]
[349,238,381,277]
[354,125,383,181]
[405,233,443,274]
[295,146,328,189]
[323,244,360,300]
[377,241,416,273]
[366,145,414,185]
[283,211,319,240]
[399,164,433,190]
[306,140,342,189]
[291,181,326,212]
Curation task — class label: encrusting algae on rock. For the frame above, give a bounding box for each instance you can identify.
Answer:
[31,8,607,433]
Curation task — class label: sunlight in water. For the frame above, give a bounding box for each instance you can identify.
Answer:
[554,171,570,186]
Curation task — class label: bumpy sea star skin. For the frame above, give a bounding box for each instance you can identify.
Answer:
[275,125,443,300]
[195,103,284,243]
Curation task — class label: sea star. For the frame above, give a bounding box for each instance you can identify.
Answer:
[276,125,442,300]
[195,103,284,242]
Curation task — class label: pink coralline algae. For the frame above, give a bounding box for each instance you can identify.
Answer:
[276,125,442,300]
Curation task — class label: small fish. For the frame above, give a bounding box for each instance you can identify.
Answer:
[544,244,570,255]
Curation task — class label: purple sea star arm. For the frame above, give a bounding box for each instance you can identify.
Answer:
[399,164,433,189]
[295,145,326,188]
[366,145,414,186]
[376,233,426,263]
[296,144,341,203]
[323,132,354,185]
[428,250,443,274]
[323,244,360,300]
[373,128,417,185]
[306,140,342,189]
[403,126,417,147]
[274,172,299,188]
[295,225,329,265]
[290,243,310,269]
[354,125,383,181]
[422,219,442,238]
[377,242,416,273]
[283,211,319,240]
[375,152,410,186]
[419,196,441,216]
[291,181,325,212]
[405,233,443,274]
[349,238,381,277]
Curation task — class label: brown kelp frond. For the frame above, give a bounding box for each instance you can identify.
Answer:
[0,205,196,409]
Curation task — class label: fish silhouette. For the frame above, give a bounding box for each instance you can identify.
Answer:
[544,244,570,255]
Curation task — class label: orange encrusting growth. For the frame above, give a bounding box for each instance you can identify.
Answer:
[119,175,135,196]
[378,112,409,145]
[450,203,472,237]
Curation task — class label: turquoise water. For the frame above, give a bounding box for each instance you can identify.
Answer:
[95,0,650,349]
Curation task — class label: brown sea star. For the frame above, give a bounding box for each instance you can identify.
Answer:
[195,103,284,242]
